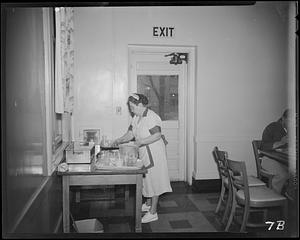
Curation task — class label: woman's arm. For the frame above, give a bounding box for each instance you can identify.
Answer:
[272,135,288,149]
[135,132,161,147]
[113,130,134,145]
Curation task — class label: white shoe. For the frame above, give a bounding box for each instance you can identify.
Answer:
[142,203,151,212]
[142,212,158,223]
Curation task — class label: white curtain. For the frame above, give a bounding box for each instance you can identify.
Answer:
[55,8,63,114]
[55,7,74,114]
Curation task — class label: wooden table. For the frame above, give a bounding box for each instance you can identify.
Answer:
[58,164,147,233]
[259,149,289,166]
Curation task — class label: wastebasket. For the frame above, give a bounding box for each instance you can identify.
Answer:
[71,214,104,233]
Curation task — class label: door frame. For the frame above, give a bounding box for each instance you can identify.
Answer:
[128,44,196,185]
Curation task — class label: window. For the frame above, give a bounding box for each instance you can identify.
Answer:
[42,7,74,174]
[137,75,179,121]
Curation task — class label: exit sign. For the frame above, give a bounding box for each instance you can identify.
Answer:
[153,27,175,37]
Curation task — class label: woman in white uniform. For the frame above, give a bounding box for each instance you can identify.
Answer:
[113,93,172,223]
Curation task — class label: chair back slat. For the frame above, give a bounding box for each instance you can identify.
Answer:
[227,159,250,200]
[213,146,229,180]
[212,147,222,178]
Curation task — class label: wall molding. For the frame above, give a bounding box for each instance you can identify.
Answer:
[192,178,221,193]
[192,170,218,180]
[195,135,260,143]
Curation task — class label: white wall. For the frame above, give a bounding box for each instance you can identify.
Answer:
[73,2,293,179]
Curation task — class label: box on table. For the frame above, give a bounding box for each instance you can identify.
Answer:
[66,142,95,164]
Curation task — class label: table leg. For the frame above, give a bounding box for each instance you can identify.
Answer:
[63,176,70,233]
[125,185,129,201]
[135,174,142,232]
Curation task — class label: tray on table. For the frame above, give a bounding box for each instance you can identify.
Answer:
[94,159,143,170]
[95,165,141,170]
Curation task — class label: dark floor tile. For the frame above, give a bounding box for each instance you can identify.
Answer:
[158,194,199,214]
[169,220,193,229]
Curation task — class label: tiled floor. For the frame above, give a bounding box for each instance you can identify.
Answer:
[70,182,293,237]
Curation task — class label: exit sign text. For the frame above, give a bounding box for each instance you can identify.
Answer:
[153,27,174,37]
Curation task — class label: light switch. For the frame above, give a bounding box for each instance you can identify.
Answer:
[116,106,122,115]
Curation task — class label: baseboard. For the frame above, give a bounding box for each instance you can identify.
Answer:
[192,178,221,193]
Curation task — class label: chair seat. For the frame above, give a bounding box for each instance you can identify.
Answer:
[236,186,287,208]
[224,175,265,188]
[247,175,266,187]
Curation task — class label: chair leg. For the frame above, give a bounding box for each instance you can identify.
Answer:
[283,200,288,221]
[215,182,225,214]
[240,205,250,233]
[222,187,232,224]
[225,195,236,231]
[262,209,268,222]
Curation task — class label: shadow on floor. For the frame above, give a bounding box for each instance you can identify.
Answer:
[69,181,293,237]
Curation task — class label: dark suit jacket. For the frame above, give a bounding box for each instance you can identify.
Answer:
[261,119,287,151]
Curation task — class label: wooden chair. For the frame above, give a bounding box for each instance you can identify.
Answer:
[252,140,275,188]
[212,147,266,228]
[212,147,231,224]
[226,158,288,232]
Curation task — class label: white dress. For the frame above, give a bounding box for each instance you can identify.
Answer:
[130,108,172,197]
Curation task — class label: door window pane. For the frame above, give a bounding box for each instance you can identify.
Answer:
[137,75,178,121]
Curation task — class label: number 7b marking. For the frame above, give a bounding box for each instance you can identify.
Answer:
[265,221,285,230]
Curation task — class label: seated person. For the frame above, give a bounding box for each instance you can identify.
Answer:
[261,109,290,194]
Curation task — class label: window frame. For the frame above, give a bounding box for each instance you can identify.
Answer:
[43,7,69,176]
[51,8,63,154]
